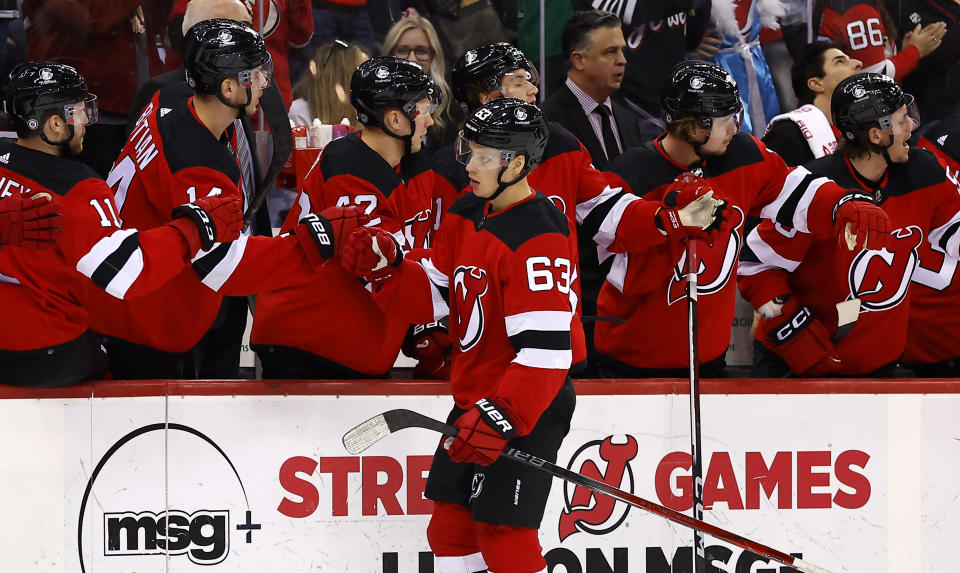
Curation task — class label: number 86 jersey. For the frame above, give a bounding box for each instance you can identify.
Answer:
[376,190,576,431]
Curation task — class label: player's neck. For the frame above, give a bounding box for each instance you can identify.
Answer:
[490,179,533,211]
[193,96,237,140]
[360,127,405,168]
[15,137,60,156]
[661,133,702,167]
[849,152,887,183]
[813,95,832,124]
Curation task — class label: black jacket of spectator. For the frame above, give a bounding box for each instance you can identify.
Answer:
[894,0,960,123]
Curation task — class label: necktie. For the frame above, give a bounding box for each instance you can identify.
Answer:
[595,104,621,162]
[234,118,255,216]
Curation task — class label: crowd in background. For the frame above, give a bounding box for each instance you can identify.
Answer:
[4,0,960,383]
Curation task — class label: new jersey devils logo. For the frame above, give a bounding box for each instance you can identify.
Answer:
[403,208,432,249]
[453,265,489,352]
[849,225,923,311]
[558,435,639,541]
[667,205,745,305]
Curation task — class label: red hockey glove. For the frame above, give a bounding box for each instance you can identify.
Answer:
[402,319,452,379]
[655,173,729,244]
[756,296,842,377]
[446,398,527,466]
[340,226,402,285]
[170,195,244,252]
[833,193,890,251]
[293,205,370,267]
[0,193,62,249]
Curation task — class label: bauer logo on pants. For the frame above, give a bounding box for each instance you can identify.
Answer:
[557,435,638,541]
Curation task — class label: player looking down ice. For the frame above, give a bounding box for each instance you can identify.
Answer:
[342,98,575,573]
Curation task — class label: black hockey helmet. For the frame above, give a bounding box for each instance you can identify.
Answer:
[832,72,916,143]
[351,56,441,131]
[451,43,539,112]
[661,60,742,128]
[456,98,548,200]
[1,62,97,135]
[182,18,272,96]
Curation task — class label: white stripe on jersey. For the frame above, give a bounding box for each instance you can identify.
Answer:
[606,252,629,293]
[740,227,802,276]
[193,234,250,291]
[591,192,639,262]
[513,347,572,370]
[574,184,622,225]
[296,190,312,222]
[418,257,450,320]
[0,270,21,285]
[76,228,145,299]
[929,210,960,257]
[760,166,832,234]
[504,310,572,336]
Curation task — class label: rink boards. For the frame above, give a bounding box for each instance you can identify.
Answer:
[0,378,957,573]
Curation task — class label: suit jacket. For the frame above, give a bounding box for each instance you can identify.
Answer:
[542,81,643,170]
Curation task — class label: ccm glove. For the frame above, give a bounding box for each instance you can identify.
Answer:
[293,205,370,267]
[0,193,62,249]
[756,295,842,377]
[446,398,527,465]
[655,172,730,243]
[340,226,402,285]
[833,193,890,251]
[402,318,452,379]
[170,196,244,252]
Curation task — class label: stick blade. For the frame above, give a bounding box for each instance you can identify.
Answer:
[342,413,391,455]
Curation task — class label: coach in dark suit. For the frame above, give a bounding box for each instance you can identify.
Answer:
[543,10,642,169]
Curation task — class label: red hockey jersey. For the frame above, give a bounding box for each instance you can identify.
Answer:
[375,191,574,428]
[251,132,436,375]
[907,120,960,363]
[86,90,316,352]
[427,122,662,366]
[819,0,920,80]
[739,149,960,374]
[0,140,203,351]
[596,133,849,369]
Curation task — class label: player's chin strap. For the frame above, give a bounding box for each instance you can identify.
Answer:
[216,87,251,119]
[380,112,417,155]
[39,124,75,156]
[487,166,524,203]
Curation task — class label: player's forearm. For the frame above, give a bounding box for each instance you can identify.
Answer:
[373,258,446,324]
[495,363,569,434]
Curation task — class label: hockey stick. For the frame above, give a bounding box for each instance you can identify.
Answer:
[342,409,835,573]
[685,239,706,573]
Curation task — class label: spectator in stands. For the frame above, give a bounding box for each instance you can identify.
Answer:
[707,0,783,137]
[763,42,861,167]
[892,0,960,127]
[23,0,172,177]
[287,0,376,85]
[819,0,944,84]
[290,39,370,128]
[543,10,642,169]
[382,15,459,147]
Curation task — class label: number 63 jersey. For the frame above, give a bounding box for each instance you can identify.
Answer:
[376,191,576,429]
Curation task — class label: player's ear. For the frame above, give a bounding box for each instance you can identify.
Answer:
[509,153,526,175]
[219,77,235,100]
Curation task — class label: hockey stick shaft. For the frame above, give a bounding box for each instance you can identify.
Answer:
[686,239,706,573]
[342,409,833,573]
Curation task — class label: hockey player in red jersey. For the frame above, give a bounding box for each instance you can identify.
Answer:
[343,98,574,573]
[250,56,441,378]
[908,113,960,376]
[740,72,960,376]
[596,60,892,377]
[0,62,245,387]
[85,18,364,378]
[423,42,701,378]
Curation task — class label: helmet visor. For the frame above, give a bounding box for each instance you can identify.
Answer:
[455,131,516,169]
[704,108,743,137]
[63,94,98,126]
[403,92,440,120]
[238,55,273,89]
